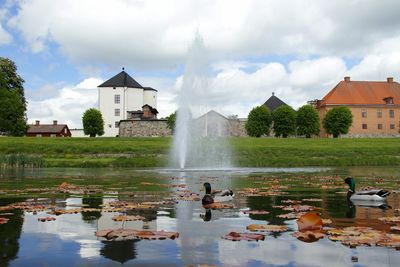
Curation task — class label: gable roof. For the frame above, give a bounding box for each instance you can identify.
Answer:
[27,124,69,134]
[196,110,228,120]
[263,94,287,112]
[143,87,158,92]
[320,77,400,106]
[98,70,143,88]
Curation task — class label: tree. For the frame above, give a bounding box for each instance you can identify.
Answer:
[82,108,104,137]
[166,111,176,132]
[0,89,28,136]
[245,106,272,137]
[272,105,296,138]
[297,105,320,138]
[323,107,353,138]
[0,58,28,136]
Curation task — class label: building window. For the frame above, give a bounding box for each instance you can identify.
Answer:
[390,124,395,129]
[390,109,395,118]
[362,124,367,129]
[377,109,382,118]
[115,108,120,117]
[114,94,120,104]
[115,121,119,128]
[384,97,394,104]
[361,109,367,118]
[378,124,383,130]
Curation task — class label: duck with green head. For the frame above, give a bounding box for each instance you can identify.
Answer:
[344,177,390,201]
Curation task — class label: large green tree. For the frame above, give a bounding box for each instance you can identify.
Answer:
[245,106,272,137]
[82,108,105,137]
[272,105,296,138]
[296,105,320,138]
[323,107,353,138]
[0,58,28,136]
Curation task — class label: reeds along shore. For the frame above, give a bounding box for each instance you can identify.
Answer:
[0,137,400,168]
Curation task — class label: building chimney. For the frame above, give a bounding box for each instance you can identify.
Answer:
[387,77,394,83]
[53,120,58,125]
[272,92,275,96]
[35,120,40,125]
[344,76,351,82]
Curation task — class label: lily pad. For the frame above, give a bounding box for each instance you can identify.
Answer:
[222,232,265,241]
[246,224,288,232]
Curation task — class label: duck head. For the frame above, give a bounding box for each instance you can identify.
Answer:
[203,182,212,194]
[344,177,356,193]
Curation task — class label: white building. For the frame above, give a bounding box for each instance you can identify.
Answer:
[98,68,158,137]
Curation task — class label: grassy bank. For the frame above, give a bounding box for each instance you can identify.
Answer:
[0,137,400,168]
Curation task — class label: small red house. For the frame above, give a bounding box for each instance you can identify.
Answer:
[27,120,71,137]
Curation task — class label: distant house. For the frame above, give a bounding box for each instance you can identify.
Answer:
[316,76,400,137]
[263,92,288,112]
[27,120,71,137]
[194,110,247,137]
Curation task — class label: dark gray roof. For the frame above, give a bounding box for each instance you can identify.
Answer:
[263,95,287,112]
[98,71,143,88]
[143,87,158,92]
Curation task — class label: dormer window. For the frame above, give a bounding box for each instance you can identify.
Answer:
[383,97,394,104]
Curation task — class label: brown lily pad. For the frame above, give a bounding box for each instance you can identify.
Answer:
[246,224,288,232]
[242,210,270,215]
[222,232,265,241]
[37,217,56,222]
[203,202,234,209]
[292,230,325,242]
[95,228,179,241]
[297,212,323,231]
[112,215,145,222]
[0,217,9,224]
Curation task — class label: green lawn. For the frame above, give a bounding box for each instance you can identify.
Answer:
[1,137,400,167]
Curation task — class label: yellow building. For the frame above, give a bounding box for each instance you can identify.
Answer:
[317,77,400,137]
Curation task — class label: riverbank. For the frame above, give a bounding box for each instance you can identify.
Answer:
[1,137,400,168]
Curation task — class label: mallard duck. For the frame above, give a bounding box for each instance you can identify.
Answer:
[202,182,234,205]
[344,177,390,201]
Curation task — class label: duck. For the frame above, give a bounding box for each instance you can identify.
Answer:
[344,177,390,201]
[202,182,234,206]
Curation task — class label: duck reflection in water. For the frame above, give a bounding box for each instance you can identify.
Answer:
[346,199,391,218]
[200,209,212,222]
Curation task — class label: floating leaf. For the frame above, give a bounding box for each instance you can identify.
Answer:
[292,230,325,242]
[282,199,302,204]
[0,217,9,224]
[283,205,316,212]
[95,228,179,241]
[302,198,323,202]
[296,213,323,231]
[242,210,270,215]
[378,216,400,224]
[112,215,145,222]
[222,232,265,241]
[246,224,288,232]
[203,202,234,209]
[37,217,56,222]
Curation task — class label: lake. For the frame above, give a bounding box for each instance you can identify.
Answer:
[1,166,400,266]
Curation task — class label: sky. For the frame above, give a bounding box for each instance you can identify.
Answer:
[1,0,400,128]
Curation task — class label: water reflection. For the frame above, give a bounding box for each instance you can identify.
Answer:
[1,167,400,266]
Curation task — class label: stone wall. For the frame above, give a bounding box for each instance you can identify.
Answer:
[228,120,248,137]
[119,120,172,137]
[119,119,248,137]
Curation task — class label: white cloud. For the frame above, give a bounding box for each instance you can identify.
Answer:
[27,78,102,128]
[8,0,400,69]
[0,9,12,44]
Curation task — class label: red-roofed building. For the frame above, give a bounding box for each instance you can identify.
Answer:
[316,77,400,137]
[27,120,71,137]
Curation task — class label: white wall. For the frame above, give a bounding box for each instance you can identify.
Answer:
[126,88,144,112]
[70,128,89,137]
[143,90,157,109]
[98,87,124,137]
